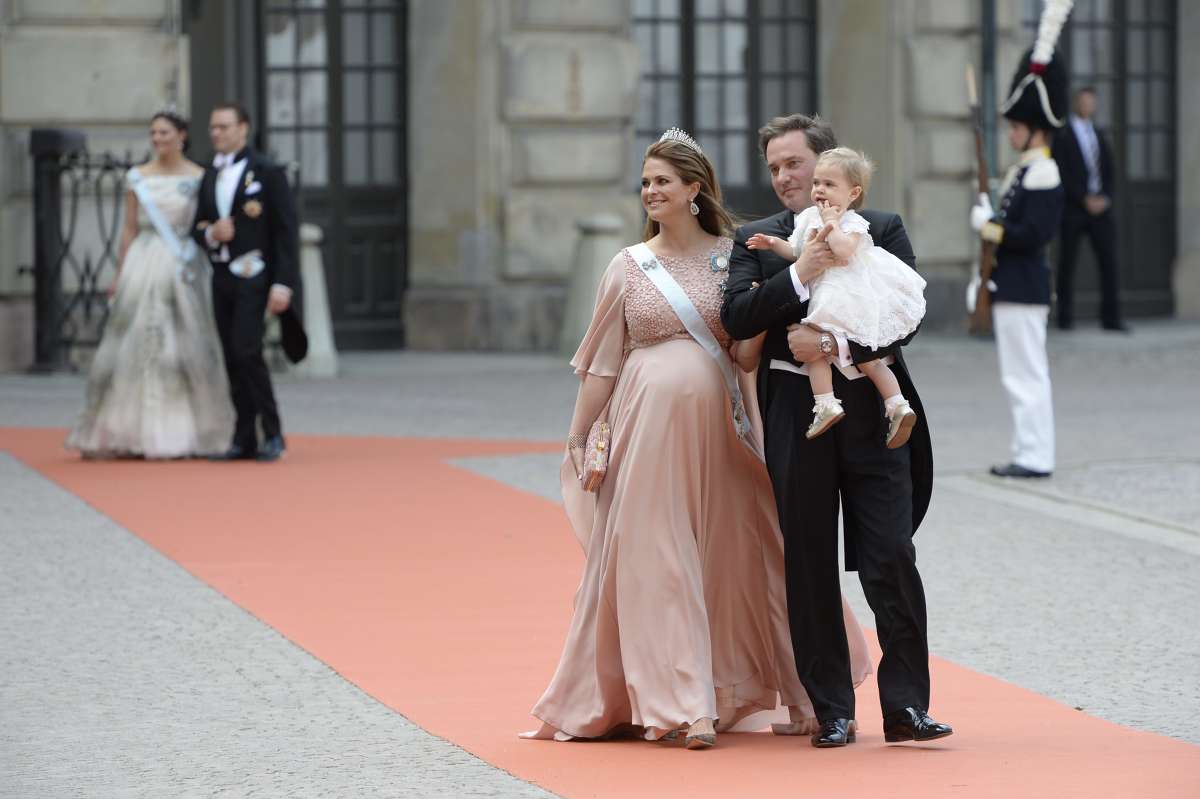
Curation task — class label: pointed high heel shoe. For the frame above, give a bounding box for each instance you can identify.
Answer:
[685,718,716,750]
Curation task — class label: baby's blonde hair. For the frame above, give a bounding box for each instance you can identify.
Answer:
[815,147,874,210]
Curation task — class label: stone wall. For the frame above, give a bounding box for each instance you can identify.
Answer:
[403,0,640,351]
[819,0,1025,332]
[0,0,188,371]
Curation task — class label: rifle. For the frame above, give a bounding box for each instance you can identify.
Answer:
[966,64,995,335]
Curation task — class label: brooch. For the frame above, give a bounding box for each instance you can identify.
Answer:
[243,199,263,219]
[710,253,729,272]
[639,258,657,271]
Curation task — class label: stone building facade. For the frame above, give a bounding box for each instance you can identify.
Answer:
[0,0,1196,371]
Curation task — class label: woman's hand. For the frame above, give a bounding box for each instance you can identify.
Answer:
[569,446,584,480]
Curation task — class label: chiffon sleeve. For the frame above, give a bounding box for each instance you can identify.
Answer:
[568,252,628,378]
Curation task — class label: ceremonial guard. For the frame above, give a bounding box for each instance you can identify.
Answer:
[969,0,1071,479]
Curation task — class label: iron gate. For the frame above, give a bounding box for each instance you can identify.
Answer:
[27,129,133,372]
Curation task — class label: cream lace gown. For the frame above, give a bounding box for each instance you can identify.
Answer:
[66,168,234,459]
[526,238,870,741]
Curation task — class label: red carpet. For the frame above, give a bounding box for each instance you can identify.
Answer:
[5,427,1198,797]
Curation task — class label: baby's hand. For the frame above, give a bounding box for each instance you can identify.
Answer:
[746,233,781,251]
[817,200,843,224]
[748,233,794,260]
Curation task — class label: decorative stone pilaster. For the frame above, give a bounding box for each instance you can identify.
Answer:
[404,0,639,351]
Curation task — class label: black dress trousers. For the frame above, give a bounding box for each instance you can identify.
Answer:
[211,266,281,448]
[762,365,931,721]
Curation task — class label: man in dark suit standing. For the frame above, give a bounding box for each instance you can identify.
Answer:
[1053,87,1127,332]
[192,102,300,462]
[721,114,950,748]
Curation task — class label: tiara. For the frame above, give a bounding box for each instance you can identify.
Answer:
[153,103,186,121]
[659,127,703,155]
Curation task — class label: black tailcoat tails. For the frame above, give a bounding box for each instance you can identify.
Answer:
[720,208,933,722]
[191,148,303,451]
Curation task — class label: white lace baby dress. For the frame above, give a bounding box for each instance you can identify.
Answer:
[790,206,927,350]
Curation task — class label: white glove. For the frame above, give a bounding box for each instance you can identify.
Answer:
[965,273,981,314]
[969,192,994,231]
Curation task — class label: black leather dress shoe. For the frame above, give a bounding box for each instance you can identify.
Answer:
[1102,322,1131,334]
[256,436,286,462]
[209,443,257,461]
[811,718,856,748]
[883,707,953,743]
[989,463,1051,479]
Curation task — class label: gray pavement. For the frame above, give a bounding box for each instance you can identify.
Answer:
[2,320,1200,795]
[0,454,555,799]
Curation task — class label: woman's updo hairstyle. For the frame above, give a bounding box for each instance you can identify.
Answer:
[641,135,737,241]
[151,108,190,153]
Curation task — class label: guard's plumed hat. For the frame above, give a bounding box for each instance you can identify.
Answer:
[1000,0,1073,131]
[1001,48,1069,131]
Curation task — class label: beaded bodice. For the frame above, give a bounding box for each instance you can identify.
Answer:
[623,237,734,350]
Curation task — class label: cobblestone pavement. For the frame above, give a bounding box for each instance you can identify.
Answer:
[2,320,1199,795]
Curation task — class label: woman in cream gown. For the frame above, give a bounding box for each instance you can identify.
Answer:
[523,131,870,748]
[67,111,233,459]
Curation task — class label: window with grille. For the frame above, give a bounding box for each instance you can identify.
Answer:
[632,0,817,215]
[1019,0,1175,180]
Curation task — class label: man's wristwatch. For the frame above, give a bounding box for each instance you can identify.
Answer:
[819,333,835,355]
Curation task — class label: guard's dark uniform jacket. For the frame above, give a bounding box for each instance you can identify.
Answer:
[981,146,1065,305]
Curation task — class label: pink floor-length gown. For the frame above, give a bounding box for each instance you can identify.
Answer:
[525,237,871,741]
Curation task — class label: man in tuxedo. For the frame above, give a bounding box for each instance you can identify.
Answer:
[720,114,949,748]
[1052,87,1127,332]
[192,102,300,462]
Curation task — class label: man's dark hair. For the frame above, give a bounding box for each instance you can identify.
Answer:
[1075,86,1097,97]
[758,113,838,158]
[214,101,251,127]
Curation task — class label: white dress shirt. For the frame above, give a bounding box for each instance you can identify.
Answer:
[1069,114,1103,196]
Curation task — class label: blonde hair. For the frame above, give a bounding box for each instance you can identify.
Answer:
[641,138,737,241]
[815,147,874,210]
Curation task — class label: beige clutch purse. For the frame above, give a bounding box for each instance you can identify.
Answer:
[581,420,611,492]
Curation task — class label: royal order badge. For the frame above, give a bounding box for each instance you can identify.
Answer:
[243,199,263,219]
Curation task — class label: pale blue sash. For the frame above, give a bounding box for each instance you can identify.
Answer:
[627,242,750,444]
[127,168,198,271]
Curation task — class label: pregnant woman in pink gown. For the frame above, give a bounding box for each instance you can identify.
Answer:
[522,130,869,749]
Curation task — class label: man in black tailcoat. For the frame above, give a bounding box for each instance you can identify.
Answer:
[192,102,303,462]
[720,114,950,748]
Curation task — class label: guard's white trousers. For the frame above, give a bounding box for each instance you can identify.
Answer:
[993,302,1055,473]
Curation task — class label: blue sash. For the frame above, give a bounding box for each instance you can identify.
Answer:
[127,168,198,275]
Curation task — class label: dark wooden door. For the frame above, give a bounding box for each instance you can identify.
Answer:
[258,0,408,349]
[632,0,818,219]
[1021,0,1177,318]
